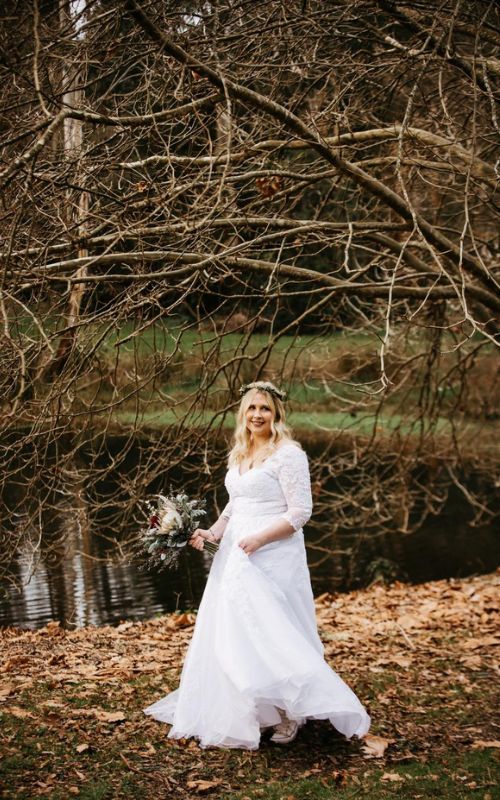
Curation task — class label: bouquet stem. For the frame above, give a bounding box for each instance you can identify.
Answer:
[203,540,219,555]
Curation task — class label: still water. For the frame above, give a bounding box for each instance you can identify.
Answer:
[1,487,497,631]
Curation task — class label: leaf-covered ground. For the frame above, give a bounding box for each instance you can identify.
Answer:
[1,570,499,799]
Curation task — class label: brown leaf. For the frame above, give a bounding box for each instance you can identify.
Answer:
[186,779,223,793]
[0,682,16,700]
[167,612,196,629]
[361,734,393,758]
[76,743,90,753]
[381,772,405,782]
[255,175,282,198]
[471,740,500,749]
[93,709,126,723]
[331,770,347,786]
[41,620,66,637]
[5,705,35,718]
[375,655,411,668]
[459,654,482,669]
[2,656,30,672]
[138,741,156,755]
[462,636,500,650]
[116,621,135,632]
[396,614,423,629]
[41,700,66,709]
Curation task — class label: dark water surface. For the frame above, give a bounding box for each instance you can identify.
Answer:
[0,435,498,630]
[1,497,497,632]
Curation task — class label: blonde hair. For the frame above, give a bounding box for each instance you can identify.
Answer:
[227,381,300,467]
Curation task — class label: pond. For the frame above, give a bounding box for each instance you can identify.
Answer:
[0,434,498,630]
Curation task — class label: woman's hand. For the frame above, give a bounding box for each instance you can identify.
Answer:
[238,534,264,555]
[189,528,217,551]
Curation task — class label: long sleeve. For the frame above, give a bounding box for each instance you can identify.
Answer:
[277,445,313,532]
[221,498,233,520]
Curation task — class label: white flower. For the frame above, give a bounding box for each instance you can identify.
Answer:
[159,508,183,533]
[158,495,177,512]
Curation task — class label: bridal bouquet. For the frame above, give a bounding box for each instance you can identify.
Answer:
[138,492,218,571]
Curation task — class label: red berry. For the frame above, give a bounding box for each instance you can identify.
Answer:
[149,514,159,527]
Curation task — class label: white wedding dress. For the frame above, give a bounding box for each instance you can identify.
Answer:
[143,442,371,749]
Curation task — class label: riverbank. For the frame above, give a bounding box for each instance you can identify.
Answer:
[1,569,499,799]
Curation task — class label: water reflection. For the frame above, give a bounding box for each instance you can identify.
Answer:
[0,444,498,631]
[1,498,498,631]
[1,529,210,628]
[0,500,210,630]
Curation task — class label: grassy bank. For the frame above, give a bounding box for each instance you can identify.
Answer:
[6,317,498,451]
[1,570,499,799]
[94,323,498,449]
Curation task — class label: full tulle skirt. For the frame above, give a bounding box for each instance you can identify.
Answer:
[143,514,371,749]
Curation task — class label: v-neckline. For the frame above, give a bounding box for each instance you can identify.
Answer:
[237,444,287,477]
[238,461,264,477]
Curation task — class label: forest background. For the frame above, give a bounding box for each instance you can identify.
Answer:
[0,1,499,798]
[0,0,498,585]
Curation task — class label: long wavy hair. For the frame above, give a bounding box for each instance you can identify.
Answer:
[227,382,300,467]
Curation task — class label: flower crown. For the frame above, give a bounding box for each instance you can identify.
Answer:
[239,381,287,402]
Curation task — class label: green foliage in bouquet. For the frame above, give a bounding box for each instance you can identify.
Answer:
[135,490,217,571]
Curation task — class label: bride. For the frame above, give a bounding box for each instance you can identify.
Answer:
[143,380,371,749]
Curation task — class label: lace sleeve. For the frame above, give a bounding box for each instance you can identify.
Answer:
[277,445,313,532]
[221,499,233,520]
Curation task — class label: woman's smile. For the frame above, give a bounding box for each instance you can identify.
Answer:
[245,394,274,438]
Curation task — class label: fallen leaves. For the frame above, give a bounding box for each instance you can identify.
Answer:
[374,655,412,668]
[461,636,500,650]
[41,700,65,709]
[167,612,196,630]
[360,734,394,758]
[459,654,483,669]
[0,681,16,700]
[381,771,405,782]
[3,705,35,719]
[471,740,500,749]
[92,709,126,723]
[1,654,31,673]
[38,620,66,638]
[396,614,423,630]
[186,779,223,794]
[1,569,499,800]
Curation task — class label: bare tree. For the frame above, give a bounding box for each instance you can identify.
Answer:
[0,0,498,590]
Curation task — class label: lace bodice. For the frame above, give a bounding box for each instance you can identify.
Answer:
[221,442,313,532]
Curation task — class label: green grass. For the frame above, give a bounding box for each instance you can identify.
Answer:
[222,751,498,799]
[103,320,376,358]
[2,701,497,800]
[110,407,454,436]
[2,666,498,800]
[7,315,498,448]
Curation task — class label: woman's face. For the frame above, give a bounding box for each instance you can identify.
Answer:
[244,392,274,441]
